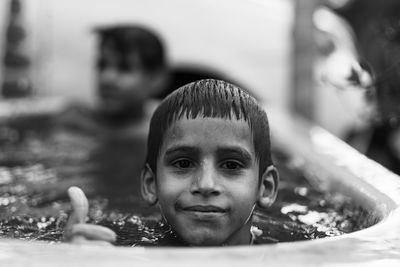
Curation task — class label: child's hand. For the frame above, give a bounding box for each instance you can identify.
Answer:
[64,186,117,245]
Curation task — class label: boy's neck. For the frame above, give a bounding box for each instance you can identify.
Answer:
[98,104,145,126]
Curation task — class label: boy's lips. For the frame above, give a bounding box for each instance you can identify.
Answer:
[177,204,228,213]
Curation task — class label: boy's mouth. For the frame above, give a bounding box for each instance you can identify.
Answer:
[179,205,227,213]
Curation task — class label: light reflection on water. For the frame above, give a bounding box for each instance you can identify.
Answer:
[0,114,378,246]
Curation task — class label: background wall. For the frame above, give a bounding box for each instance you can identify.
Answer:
[0,0,294,108]
[0,0,368,138]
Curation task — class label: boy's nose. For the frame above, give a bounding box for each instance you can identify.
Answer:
[191,163,220,196]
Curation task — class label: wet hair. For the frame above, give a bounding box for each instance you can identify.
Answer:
[95,24,165,72]
[146,79,272,177]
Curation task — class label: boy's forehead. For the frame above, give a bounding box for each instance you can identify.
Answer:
[161,117,254,151]
[171,116,249,131]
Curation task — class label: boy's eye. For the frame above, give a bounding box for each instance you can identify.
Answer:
[172,159,193,169]
[221,161,243,170]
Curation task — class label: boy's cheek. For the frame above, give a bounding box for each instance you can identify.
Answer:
[157,171,191,190]
[156,181,185,206]
[157,177,180,192]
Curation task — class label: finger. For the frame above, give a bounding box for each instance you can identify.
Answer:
[72,223,117,243]
[68,186,89,224]
[64,186,89,240]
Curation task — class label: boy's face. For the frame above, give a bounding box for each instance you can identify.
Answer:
[96,44,155,115]
[142,117,277,246]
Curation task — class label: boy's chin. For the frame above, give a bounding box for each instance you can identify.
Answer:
[180,232,224,247]
[173,222,252,246]
[99,99,143,118]
[177,227,237,247]
[99,100,123,114]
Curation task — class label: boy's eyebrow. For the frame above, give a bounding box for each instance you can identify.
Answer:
[163,146,253,162]
[164,146,200,156]
[216,147,253,162]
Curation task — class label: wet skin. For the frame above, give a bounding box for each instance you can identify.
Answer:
[143,117,274,246]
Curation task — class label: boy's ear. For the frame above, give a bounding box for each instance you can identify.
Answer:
[141,164,158,205]
[257,165,279,209]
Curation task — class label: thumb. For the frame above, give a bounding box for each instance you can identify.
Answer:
[64,186,89,239]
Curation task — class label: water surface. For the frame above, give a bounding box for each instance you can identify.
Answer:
[0,114,378,246]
